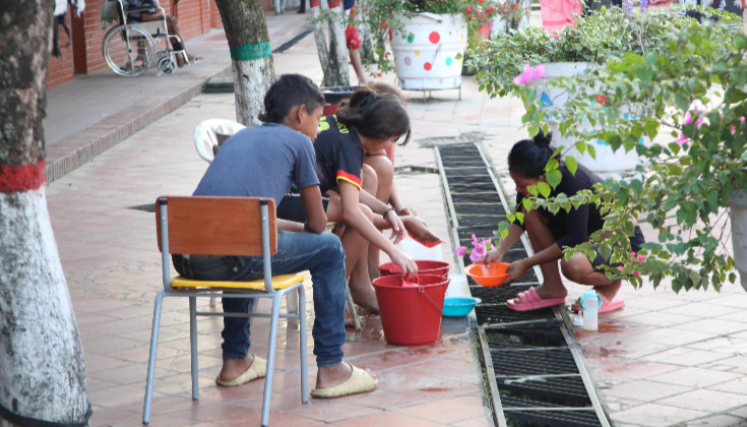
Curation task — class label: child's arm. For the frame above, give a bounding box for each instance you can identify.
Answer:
[338,181,418,278]
[358,188,405,242]
[299,185,327,234]
[278,220,305,232]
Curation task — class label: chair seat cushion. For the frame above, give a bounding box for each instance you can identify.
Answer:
[172,274,305,290]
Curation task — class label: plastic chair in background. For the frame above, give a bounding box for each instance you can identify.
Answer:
[193,119,246,163]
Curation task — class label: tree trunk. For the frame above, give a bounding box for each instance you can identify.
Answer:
[214,0,276,125]
[0,0,90,425]
[311,4,336,84]
[356,0,375,63]
[325,1,350,86]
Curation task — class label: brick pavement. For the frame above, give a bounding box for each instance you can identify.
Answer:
[41,10,747,427]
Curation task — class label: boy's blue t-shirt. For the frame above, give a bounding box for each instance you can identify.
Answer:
[193,123,320,204]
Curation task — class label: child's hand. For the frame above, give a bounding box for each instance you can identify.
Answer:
[402,216,440,244]
[396,207,417,217]
[483,248,502,266]
[385,209,406,244]
[391,250,418,280]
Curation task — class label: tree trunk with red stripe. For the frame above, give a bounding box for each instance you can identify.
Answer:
[0,0,90,424]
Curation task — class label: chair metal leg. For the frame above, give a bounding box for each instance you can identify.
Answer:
[189,296,199,401]
[345,280,362,332]
[298,286,309,403]
[261,294,283,427]
[143,289,166,425]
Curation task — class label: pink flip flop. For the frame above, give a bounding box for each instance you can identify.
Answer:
[507,287,566,312]
[571,294,625,313]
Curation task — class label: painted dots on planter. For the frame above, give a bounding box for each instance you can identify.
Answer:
[407,33,415,43]
[404,56,412,66]
[445,57,452,66]
[429,31,440,44]
[415,51,420,56]
[424,62,432,71]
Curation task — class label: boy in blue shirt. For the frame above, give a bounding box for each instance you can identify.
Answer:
[173,74,376,398]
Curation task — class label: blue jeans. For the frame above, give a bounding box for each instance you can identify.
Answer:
[172,231,347,368]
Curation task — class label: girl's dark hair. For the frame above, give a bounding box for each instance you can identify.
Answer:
[258,74,325,124]
[507,131,556,178]
[335,87,411,145]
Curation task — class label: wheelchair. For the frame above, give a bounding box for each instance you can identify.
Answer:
[102,0,189,76]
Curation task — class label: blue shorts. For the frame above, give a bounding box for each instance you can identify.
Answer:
[344,0,355,10]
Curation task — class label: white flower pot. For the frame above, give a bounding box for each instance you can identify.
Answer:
[392,13,468,91]
[532,62,645,179]
[729,190,747,292]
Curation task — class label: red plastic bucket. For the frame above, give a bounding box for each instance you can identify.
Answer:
[372,274,449,346]
[378,260,450,278]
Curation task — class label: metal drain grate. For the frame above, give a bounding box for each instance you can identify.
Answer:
[470,286,531,304]
[502,397,601,427]
[499,376,591,407]
[491,348,578,377]
[476,304,555,325]
[486,326,568,350]
[451,193,502,204]
[436,142,611,427]
[453,203,506,215]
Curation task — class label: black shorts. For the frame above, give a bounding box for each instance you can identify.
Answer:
[343,0,355,10]
[276,193,329,223]
[589,226,646,269]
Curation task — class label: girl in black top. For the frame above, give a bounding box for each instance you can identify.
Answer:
[277,87,438,312]
[482,133,644,312]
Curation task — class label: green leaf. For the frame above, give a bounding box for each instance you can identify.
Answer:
[706,189,719,213]
[598,244,612,261]
[527,185,539,196]
[587,144,596,159]
[575,142,586,155]
[547,170,563,189]
[689,270,701,287]
[566,156,578,176]
[675,93,690,112]
[538,182,551,198]
[522,198,533,212]
[501,228,509,239]
[515,212,525,225]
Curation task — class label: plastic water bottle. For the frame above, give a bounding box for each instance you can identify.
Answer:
[580,291,602,332]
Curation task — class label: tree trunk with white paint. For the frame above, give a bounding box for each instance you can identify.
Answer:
[327,3,350,86]
[0,0,90,424]
[214,0,276,125]
[311,5,336,84]
[356,0,375,63]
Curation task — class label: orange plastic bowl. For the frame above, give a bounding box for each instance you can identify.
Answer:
[465,262,509,287]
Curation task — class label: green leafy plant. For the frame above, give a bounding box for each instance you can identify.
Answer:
[469,6,702,98]
[496,10,745,292]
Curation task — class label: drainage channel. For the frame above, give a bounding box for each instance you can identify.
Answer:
[435,143,610,427]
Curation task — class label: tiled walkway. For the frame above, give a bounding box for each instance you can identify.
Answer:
[37,10,747,427]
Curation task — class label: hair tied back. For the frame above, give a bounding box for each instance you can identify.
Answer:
[533,130,552,147]
[356,93,378,110]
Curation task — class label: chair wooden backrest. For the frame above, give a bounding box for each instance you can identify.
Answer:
[155,196,277,256]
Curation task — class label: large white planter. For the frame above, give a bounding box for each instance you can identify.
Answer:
[730,191,747,292]
[392,13,468,91]
[532,62,645,179]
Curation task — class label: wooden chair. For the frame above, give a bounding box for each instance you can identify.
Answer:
[143,196,308,427]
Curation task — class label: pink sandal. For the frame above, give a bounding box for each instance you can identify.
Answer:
[507,287,566,312]
[571,294,625,313]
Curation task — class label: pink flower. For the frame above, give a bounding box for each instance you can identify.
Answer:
[617,266,624,270]
[684,110,704,130]
[513,63,545,85]
[456,246,468,257]
[630,251,636,257]
[637,255,646,261]
[470,244,486,263]
[731,117,746,135]
[675,132,690,146]
[632,271,640,276]
[471,233,479,246]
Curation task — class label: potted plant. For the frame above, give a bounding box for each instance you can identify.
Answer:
[364,0,482,90]
[469,6,701,176]
[500,10,746,292]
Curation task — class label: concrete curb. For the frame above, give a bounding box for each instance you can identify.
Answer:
[45,18,312,185]
[44,65,231,184]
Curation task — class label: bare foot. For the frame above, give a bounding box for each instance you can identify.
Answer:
[219,354,255,382]
[348,281,379,313]
[316,362,356,390]
[512,283,567,304]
